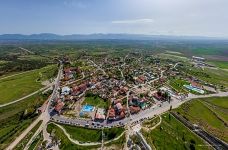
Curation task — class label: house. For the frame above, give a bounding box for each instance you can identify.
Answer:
[95,108,106,121]
[115,102,123,112]
[55,102,64,113]
[129,106,140,114]
[107,108,116,120]
[61,86,71,95]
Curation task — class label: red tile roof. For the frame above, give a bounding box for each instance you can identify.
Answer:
[55,102,64,112]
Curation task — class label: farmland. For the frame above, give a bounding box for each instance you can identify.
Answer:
[0,93,49,149]
[175,97,228,142]
[142,113,209,150]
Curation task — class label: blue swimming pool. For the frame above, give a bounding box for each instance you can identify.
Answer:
[183,85,204,94]
[81,105,94,112]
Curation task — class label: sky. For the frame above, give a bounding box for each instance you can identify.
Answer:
[0,0,228,37]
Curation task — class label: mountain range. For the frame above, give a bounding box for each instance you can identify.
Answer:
[0,33,225,41]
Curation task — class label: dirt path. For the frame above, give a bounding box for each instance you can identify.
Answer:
[52,123,125,146]
[6,116,42,150]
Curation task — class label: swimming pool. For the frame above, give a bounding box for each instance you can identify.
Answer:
[183,85,204,94]
[81,105,94,112]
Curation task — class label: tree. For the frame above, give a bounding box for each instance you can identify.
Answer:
[169,105,172,111]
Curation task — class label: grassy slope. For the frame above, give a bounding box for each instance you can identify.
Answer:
[0,65,57,104]
[175,98,228,142]
[47,123,125,150]
[47,123,100,150]
[208,61,228,69]
[182,66,228,87]
[61,124,102,142]
[0,93,48,149]
[60,123,124,142]
[142,113,209,150]
[204,96,228,108]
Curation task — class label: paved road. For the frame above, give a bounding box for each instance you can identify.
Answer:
[52,91,228,129]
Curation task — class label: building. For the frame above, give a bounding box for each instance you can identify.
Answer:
[192,56,205,62]
[54,102,65,114]
[61,86,71,95]
[107,108,116,120]
[95,108,106,121]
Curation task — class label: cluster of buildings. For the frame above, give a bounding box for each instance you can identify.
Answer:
[63,67,81,82]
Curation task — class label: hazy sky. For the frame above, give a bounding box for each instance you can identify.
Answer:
[1,0,228,37]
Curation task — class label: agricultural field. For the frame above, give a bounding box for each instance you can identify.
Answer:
[175,97,228,143]
[180,65,228,88]
[204,96,228,108]
[0,64,57,104]
[0,93,49,150]
[15,120,42,150]
[142,113,210,150]
[208,61,228,69]
[28,132,44,150]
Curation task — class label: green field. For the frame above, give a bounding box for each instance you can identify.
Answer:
[142,113,209,150]
[61,124,102,142]
[55,123,124,143]
[15,120,42,150]
[204,96,228,108]
[0,93,49,149]
[175,97,228,142]
[0,65,57,104]
[208,61,228,69]
[181,65,228,88]
[83,94,109,109]
[142,116,160,129]
[47,123,125,150]
[28,132,43,150]
[169,78,189,93]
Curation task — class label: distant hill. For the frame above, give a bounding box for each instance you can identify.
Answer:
[0,33,225,41]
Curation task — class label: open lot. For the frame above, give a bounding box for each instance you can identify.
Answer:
[82,94,109,109]
[142,113,209,150]
[175,97,228,142]
[0,64,57,104]
[168,78,189,93]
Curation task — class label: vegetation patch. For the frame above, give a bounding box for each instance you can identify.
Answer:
[208,61,228,69]
[83,93,109,109]
[175,98,228,142]
[15,120,42,150]
[28,132,44,150]
[0,93,49,150]
[142,113,209,150]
